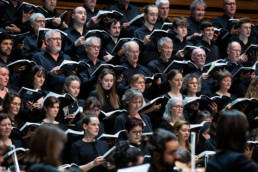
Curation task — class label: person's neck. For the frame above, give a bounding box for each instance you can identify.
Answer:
[0,85,6,91]
[89,56,97,65]
[48,51,60,61]
[203,37,211,45]
[169,88,181,96]
[176,34,184,42]
[0,136,11,146]
[0,53,9,64]
[33,83,41,90]
[83,133,95,142]
[129,61,137,68]
[225,12,234,19]
[44,116,57,124]
[187,92,197,97]
[145,22,155,32]
[217,88,229,95]
[74,23,84,35]
[239,34,248,45]
[112,36,118,44]
[160,55,169,63]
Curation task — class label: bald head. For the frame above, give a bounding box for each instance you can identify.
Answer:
[191,48,206,68]
[227,41,241,63]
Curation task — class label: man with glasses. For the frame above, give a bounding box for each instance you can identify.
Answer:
[32,29,71,93]
[22,13,46,59]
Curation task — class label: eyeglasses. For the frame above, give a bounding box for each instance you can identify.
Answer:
[172,105,183,110]
[49,37,62,41]
[131,130,143,135]
[89,45,101,49]
[35,20,46,23]
[128,50,139,54]
[11,102,21,107]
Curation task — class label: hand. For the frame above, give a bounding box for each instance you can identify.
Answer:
[5,24,21,33]
[239,54,248,63]
[86,16,101,28]
[103,51,114,62]
[208,102,218,114]
[201,73,209,80]
[116,74,123,83]
[52,17,61,27]
[152,104,162,111]
[230,26,239,35]
[74,36,86,47]
[122,22,130,29]
[66,114,75,119]
[143,35,151,45]
[93,156,106,166]
[61,21,68,29]
[176,50,185,58]
[50,66,61,75]
[186,33,202,41]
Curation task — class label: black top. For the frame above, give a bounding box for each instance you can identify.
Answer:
[187,16,202,36]
[114,112,152,133]
[70,139,108,171]
[195,39,220,63]
[22,32,40,59]
[158,119,174,132]
[134,25,152,41]
[213,14,232,32]
[206,150,258,172]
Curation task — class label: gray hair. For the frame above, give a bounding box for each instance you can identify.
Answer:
[64,75,81,88]
[45,29,61,40]
[122,88,143,109]
[157,37,173,48]
[123,40,139,54]
[163,97,183,122]
[192,47,205,56]
[182,73,202,93]
[84,36,101,47]
[190,0,207,10]
[30,13,45,23]
[155,0,169,6]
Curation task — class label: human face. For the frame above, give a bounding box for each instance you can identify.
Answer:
[178,124,190,141]
[0,68,9,87]
[101,73,114,91]
[46,103,59,118]
[128,96,142,114]
[109,22,121,38]
[132,77,145,93]
[86,39,101,59]
[84,117,99,137]
[31,16,46,33]
[146,6,158,25]
[0,39,13,56]
[223,0,236,17]
[174,25,188,38]
[239,23,251,38]
[192,4,205,22]
[72,7,87,25]
[170,101,183,118]
[9,97,21,116]
[46,32,62,54]
[87,105,101,116]
[159,41,173,62]
[163,140,179,167]
[202,26,214,41]
[126,44,139,66]
[170,73,183,90]
[33,71,45,89]
[220,76,232,91]
[66,80,80,98]
[158,3,169,20]
[128,125,142,145]
[187,77,199,94]
[191,49,206,67]
[227,42,241,63]
[0,118,12,138]
[84,0,96,9]
[44,0,57,12]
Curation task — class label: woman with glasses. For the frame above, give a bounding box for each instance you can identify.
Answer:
[160,97,184,131]
[182,73,201,98]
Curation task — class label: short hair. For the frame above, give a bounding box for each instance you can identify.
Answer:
[82,114,98,125]
[84,36,101,47]
[200,20,213,31]
[182,73,202,93]
[0,113,10,123]
[125,117,144,132]
[106,18,121,30]
[177,148,191,164]
[237,17,251,28]
[147,128,178,155]
[45,29,61,40]
[227,41,241,50]
[30,13,45,23]
[245,76,258,98]
[143,4,158,14]
[123,40,139,54]
[43,96,59,109]
[64,75,81,88]
[155,0,169,6]
[129,74,145,86]
[173,17,189,28]
[216,110,249,152]
[0,32,13,44]
[163,97,183,122]
[216,69,232,82]
[157,37,173,48]
[122,88,143,109]
[190,0,207,10]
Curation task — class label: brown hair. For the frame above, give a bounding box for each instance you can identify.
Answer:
[96,68,120,109]
[245,76,258,99]
[174,120,190,150]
